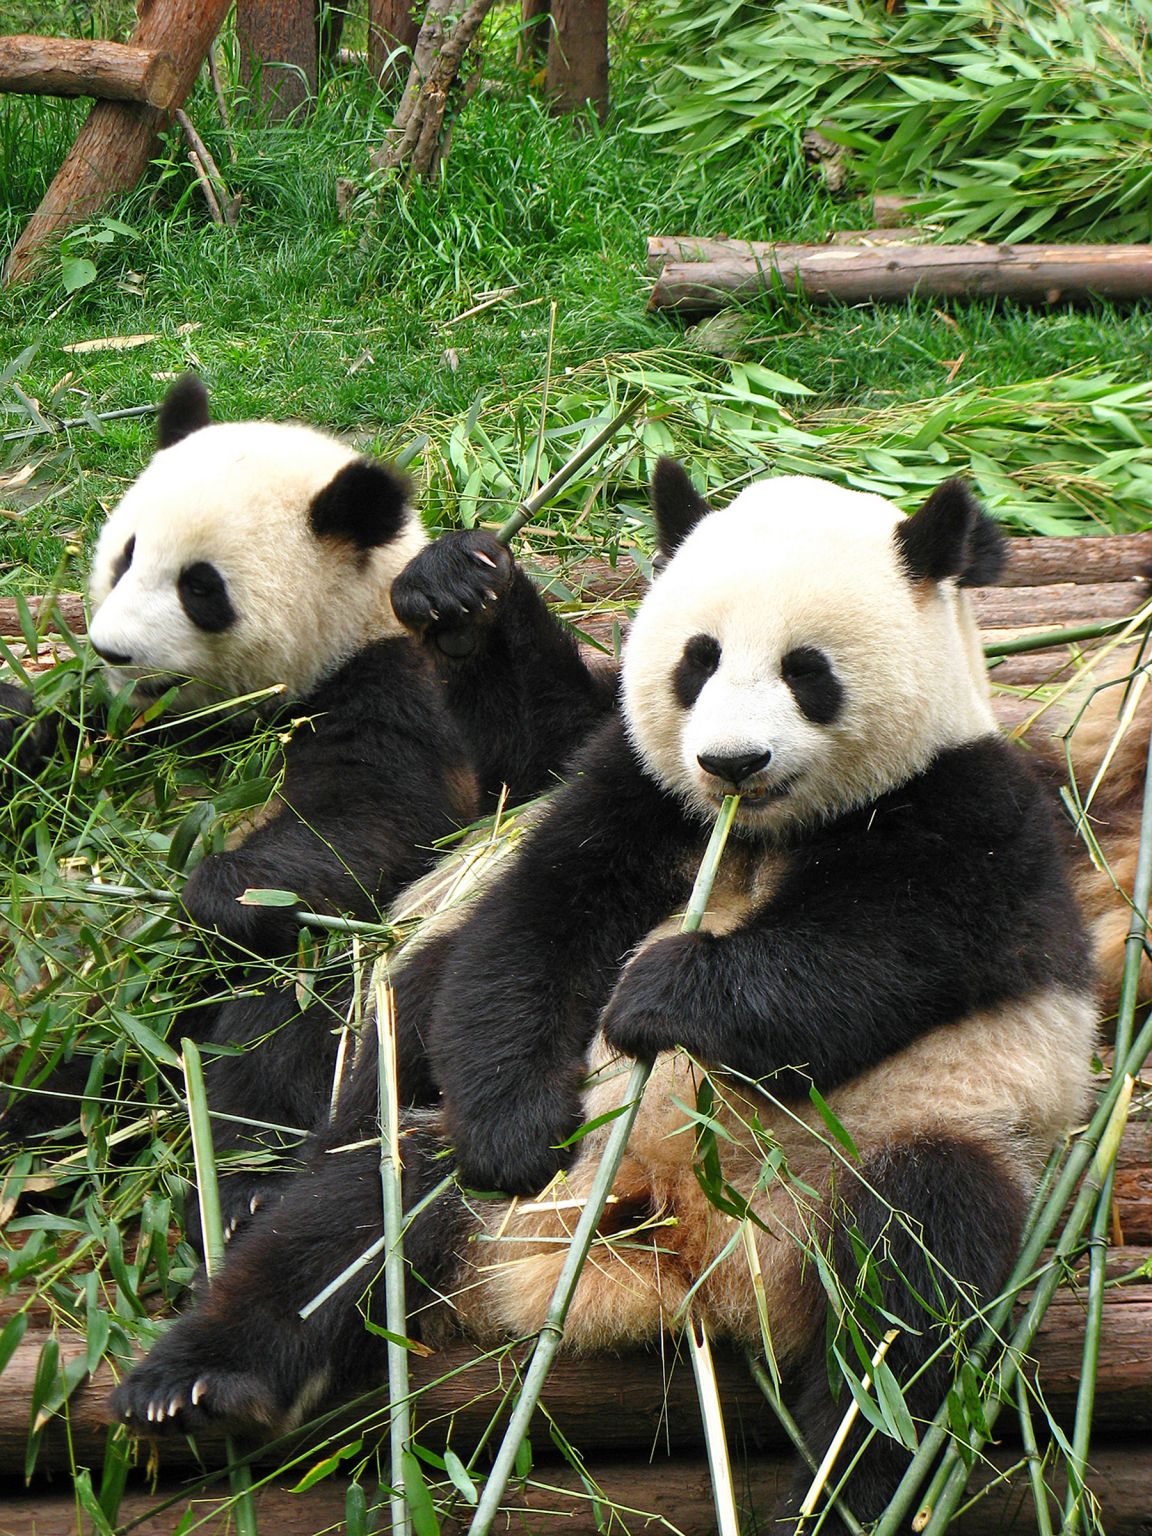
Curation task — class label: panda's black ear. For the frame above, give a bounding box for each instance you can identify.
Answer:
[157,374,211,449]
[309,458,412,551]
[895,479,1007,589]
[653,458,712,563]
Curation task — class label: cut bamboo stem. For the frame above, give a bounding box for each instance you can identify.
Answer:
[688,1316,740,1536]
[495,390,649,544]
[465,794,741,1535]
[182,1040,259,1536]
[374,974,411,1535]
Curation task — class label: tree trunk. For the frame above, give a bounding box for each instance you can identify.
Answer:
[520,0,551,66]
[545,0,608,122]
[647,240,1152,313]
[2,0,233,288]
[0,35,179,108]
[237,0,317,118]
[368,0,421,86]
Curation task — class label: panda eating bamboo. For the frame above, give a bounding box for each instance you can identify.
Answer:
[109,463,1098,1528]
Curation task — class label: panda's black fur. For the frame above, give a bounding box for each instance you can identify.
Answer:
[109,465,1096,1530]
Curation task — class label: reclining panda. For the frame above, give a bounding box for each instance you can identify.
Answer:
[0,377,613,1222]
[110,465,1097,1527]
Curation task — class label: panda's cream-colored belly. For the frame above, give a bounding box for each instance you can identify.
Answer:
[454,984,1096,1361]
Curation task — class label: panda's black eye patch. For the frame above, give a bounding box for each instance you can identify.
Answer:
[177,562,236,633]
[673,633,721,709]
[781,646,842,725]
[111,536,135,587]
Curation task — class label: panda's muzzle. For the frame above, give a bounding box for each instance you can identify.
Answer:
[696,749,772,788]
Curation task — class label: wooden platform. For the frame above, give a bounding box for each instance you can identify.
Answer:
[3,525,1152,1532]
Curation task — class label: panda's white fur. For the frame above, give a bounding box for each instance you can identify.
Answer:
[88,420,426,712]
[623,476,994,833]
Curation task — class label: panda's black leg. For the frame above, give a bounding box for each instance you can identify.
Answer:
[783,1134,1027,1535]
[112,1137,389,1435]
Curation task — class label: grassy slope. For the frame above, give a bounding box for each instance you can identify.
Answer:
[2,13,1151,596]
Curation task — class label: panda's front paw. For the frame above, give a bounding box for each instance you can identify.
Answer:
[392,531,514,657]
[182,852,300,958]
[450,1091,578,1198]
[184,1172,285,1257]
[600,934,703,1060]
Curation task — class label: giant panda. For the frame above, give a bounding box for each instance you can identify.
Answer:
[109,464,1097,1528]
[0,376,614,1233]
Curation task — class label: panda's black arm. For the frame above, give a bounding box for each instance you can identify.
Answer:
[601,738,1093,1091]
[182,639,477,957]
[426,718,698,1196]
[391,531,618,805]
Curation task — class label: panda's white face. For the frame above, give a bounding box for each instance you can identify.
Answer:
[88,420,426,713]
[622,475,996,834]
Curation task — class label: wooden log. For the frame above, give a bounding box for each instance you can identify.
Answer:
[5,1248,1152,1473]
[545,0,608,123]
[647,243,1152,314]
[2,0,233,288]
[6,1440,1152,1535]
[237,0,317,117]
[0,594,87,638]
[0,36,179,109]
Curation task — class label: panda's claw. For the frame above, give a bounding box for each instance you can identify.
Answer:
[472,549,498,569]
[249,1194,261,1216]
[191,1378,208,1407]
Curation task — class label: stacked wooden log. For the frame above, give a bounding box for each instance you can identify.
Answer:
[646,235,1152,314]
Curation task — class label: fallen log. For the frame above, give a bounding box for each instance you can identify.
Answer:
[5,1439,1152,1535]
[0,36,179,109]
[4,1247,1152,1473]
[2,0,232,288]
[647,241,1152,314]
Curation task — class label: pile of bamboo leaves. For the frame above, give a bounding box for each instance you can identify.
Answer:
[642,0,1152,244]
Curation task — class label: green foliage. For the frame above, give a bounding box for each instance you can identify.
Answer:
[644,0,1152,242]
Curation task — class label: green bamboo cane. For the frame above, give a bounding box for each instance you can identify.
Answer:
[374,972,412,1536]
[1062,722,1152,1535]
[495,390,649,545]
[465,793,741,1536]
[1015,1377,1055,1536]
[182,1039,259,1536]
[982,613,1146,658]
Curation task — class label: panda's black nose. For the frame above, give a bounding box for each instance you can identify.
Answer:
[91,641,133,666]
[697,749,772,786]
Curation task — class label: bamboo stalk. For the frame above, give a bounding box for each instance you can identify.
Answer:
[182,1040,259,1536]
[465,794,741,1536]
[1062,722,1152,1534]
[798,1330,900,1529]
[374,974,411,1535]
[982,613,1143,657]
[687,1316,739,1536]
[1015,1377,1055,1536]
[495,391,649,544]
